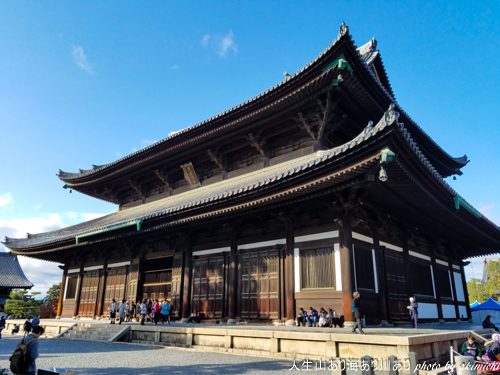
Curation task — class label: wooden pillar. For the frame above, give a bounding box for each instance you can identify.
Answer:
[401,234,414,299]
[460,262,472,320]
[73,263,84,317]
[285,223,295,320]
[373,228,389,322]
[96,257,108,317]
[448,256,460,320]
[181,246,193,320]
[228,230,238,320]
[339,218,354,322]
[430,249,443,320]
[56,264,68,318]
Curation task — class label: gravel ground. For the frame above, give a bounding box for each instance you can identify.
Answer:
[0,335,305,374]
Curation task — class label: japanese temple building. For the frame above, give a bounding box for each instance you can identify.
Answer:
[0,252,33,312]
[4,23,500,325]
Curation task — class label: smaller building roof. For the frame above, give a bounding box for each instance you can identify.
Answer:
[0,252,34,289]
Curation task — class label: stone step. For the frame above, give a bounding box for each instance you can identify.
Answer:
[66,333,112,341]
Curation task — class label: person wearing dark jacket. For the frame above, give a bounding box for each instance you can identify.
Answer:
[19,325,45,375]
[351,291,365,334]
[483,315,500,332]
[407,297,419,329]
[462,335,482,360]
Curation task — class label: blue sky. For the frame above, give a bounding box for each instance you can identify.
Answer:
[0,1,499,296]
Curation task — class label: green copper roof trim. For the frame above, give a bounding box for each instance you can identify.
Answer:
[75,220,143,244]
[63,184,72,189]
[322,53,353,74]
[455,168,463,176]
[380,148,395,163]
[453,197,481,218]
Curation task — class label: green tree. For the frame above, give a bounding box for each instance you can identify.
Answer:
[486,261,500,297]
[45,283,61,303]
[467,278,488,304]
[39,283,61,318]
[4,289,41,318]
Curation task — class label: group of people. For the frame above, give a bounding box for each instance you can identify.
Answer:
[107,298,171,325]
[296,307,343,328]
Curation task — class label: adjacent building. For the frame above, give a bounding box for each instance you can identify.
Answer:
[0,252,34,312]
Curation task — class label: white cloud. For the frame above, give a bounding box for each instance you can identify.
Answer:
[141,140,157,146]
[479,204,500,226]
[33,203,43,211]
[0,210,112,297]
[217,30,238,57]
[201,30,238,58]
[72,45,94,74]
[0,193,13,209]
[200,34,210,47]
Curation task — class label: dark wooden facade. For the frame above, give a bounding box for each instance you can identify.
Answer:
[5,23,499,324]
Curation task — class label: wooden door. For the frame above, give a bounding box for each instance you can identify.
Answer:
[170,253,183,318]
[103,266,127,312]
[384,249,408,321]
[78,270,100,317]
[240,249,279,320]
[192,255,225,319]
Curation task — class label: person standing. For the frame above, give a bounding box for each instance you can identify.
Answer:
[153,299,160,325]
[351,291,365,334]
[118,299,126,325]
[140,300,148,325]
[161,300,171,324]
[108,299,117,324]
[135,300,141,322]
[12,325,45,375]
[32,315,40,327]
[23,318,32,336]
[407,297,419,329]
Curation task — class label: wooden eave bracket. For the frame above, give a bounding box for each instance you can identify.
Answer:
[380,148,395,164]
[453,197,482,218]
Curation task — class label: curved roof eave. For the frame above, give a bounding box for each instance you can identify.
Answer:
[57,23,467,182]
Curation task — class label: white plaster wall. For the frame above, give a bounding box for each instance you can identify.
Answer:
[458,305,468,319]
[418,303,439,319]
[454,272,465,302]
[442,304,457,319]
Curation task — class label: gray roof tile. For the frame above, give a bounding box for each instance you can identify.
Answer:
[0,252,34,288]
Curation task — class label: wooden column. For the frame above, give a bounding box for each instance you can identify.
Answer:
[373,228,389,322]
[339,218,354,322]
[448,256,460,320]
[401,234,414,299]
[73,263,84,317]
[430,249,443,320]
[285,222,295,320]
[96,257,108,317]
[56,264,68,318]
[181,246,193,320]
[228,230,238,320]
[460,262,472,320]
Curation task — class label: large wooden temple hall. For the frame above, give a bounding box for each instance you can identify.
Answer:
[4,23,500,325]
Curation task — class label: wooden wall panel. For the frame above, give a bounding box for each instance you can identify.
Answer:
[170,253,183,318]
[78,270,100,317]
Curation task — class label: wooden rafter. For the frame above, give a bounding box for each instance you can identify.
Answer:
[207,149,226,171]
[247,133,267,157]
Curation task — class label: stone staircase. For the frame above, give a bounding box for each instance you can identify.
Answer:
[60,323,124,342]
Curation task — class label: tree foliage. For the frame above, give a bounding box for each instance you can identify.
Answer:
[39,283,61,318]
[4,289,41,318]
[467,260,500,304]
[467,278,489,304]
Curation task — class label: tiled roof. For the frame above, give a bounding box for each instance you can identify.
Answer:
[56,23,396,182]
[6,104,402,251]
[0,252,34,288]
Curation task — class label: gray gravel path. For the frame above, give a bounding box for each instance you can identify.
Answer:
[0,335,298,374]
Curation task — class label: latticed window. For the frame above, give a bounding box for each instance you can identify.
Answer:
[300,247,334,289]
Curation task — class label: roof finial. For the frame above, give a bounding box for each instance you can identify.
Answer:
[283,71,290,77]
[338,21,349,39]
